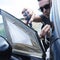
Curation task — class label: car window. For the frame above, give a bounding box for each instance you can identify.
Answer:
[0,9,44,58]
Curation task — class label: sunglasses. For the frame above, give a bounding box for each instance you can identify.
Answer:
[39,4,50,12]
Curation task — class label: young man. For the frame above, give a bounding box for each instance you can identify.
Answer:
[29,0,52,38]
[29,0,53,51]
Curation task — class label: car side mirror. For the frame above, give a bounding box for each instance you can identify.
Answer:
[0,35,12,60]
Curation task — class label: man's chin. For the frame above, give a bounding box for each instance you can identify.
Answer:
[44,14,49,17]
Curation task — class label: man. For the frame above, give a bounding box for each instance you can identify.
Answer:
[29,0,53,51]
[29,0,52,38]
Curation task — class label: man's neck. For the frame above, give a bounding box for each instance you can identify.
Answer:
[44,14,49,19]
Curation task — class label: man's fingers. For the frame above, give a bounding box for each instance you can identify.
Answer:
[40,24,50,37]
[44,25,50,33]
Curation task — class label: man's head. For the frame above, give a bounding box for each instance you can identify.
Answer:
[38,0,51,17]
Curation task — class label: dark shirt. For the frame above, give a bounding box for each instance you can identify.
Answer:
[40,15,51,51]
[40,15,51,29]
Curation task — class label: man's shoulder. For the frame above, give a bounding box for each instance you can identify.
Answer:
[40,15,48,23]
[40,15,47,19]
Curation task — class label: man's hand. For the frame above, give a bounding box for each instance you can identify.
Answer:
[40,24,50,38]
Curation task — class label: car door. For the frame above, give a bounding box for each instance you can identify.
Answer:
[0,9,45,60]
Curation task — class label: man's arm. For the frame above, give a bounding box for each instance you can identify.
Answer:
[29,12,42,23]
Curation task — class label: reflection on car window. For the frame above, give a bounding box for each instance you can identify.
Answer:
[0,15,6,38]
[6,20,32,46]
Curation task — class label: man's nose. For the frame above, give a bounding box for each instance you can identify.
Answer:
[43,8,46,12]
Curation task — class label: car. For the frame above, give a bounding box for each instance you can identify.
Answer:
[0,9,46,60]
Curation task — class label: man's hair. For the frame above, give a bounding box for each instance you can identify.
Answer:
[37,0,41,1]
